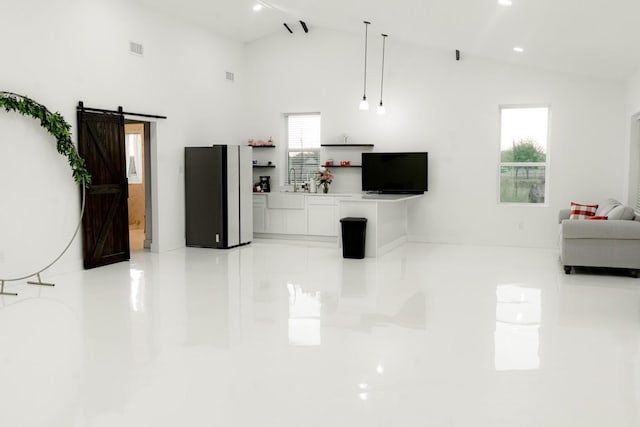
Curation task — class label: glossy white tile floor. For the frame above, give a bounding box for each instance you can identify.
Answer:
[2,240,640,427]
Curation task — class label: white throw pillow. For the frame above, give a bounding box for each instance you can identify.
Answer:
[606,205,635,220]
[595,198,621,216]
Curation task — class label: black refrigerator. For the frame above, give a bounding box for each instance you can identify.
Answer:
[185,145,253,248]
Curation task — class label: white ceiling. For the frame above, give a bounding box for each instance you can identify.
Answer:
[134,0,640,81]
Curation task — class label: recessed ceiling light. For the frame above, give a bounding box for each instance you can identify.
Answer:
[252,4,263,11]
[513,46,524,53]
[498,0,513,5]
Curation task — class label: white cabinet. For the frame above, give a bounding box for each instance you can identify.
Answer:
[253,194,266,233]
[255,193,346,237]
[263,193,306,235]
[307,196,339,236]
[266,209,306,234]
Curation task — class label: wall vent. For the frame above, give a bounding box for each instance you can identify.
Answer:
[225,71,235,82]
[129,41,144,57]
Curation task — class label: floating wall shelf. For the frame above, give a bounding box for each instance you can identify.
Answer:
[320,144,374,147]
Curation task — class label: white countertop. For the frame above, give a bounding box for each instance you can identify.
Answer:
[253,192,423,202]
[346,193,423,203]
[253,192,353,197]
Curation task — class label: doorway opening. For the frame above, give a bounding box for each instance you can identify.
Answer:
[125,121,152,251]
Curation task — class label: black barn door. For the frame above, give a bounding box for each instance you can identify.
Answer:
[78,111,130,269]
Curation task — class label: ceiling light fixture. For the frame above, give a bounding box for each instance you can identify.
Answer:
[513,46,524,53]
[252,3,263,11]
[359,21,371,111]
[377,33,388,115]
[498,0,513,6]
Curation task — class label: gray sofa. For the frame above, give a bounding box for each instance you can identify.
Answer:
[559,199,640,276]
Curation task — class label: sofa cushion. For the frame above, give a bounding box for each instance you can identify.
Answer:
[606,205,635,220]
[570,202,598,220]
[562,219,640,240]
[595,198,621,216]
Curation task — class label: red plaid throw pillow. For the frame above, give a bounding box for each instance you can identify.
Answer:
[588,215,608,220]
[570,202,598,220]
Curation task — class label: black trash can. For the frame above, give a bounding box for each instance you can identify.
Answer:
[340,217,367,259]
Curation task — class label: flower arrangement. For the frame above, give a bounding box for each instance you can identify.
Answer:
[315,167,333,184]
[314,167,333,193]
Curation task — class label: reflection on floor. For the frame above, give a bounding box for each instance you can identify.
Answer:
[1,240,640,427]
[129,229,145,251]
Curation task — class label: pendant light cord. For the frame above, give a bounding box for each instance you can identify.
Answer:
[380,34,388,104]
[362,21,370,98]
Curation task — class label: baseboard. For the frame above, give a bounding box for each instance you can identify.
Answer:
[254,233,338,243]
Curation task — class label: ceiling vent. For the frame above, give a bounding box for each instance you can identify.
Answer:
[225,71,235,82]
[129,41,144,57]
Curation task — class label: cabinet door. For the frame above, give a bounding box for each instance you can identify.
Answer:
[285,210,307,234]
[308,205,338,236]
[264,209,306,234]
[265,209,286,234]
[253,206,265,233]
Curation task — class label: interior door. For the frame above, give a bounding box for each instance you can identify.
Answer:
[78,111,130,269]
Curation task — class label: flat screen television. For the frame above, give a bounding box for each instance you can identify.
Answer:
[361,152,428,194]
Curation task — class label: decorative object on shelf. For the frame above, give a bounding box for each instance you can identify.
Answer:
[377,34,388,115]
[249,138,273,146]
[0,91,90,295]
[325,159,334,166]
[315,167,333,194]
[359,21,371,111]
[340,160,351,166]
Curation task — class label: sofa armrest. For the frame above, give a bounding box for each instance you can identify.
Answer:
[561,219,640,240]
[558,209,571,223]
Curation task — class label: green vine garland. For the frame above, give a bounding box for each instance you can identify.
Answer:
[0,91,91,187]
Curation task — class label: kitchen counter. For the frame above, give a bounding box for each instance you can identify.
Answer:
[253,192,353,197]
[253,192,421,200]
[252,192,424,257]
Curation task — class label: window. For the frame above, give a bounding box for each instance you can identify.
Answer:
[286,113,321,184]
[499,106,549,204]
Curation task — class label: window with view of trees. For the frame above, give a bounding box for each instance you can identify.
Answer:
[286,113,321,185]
[499,106,549,204]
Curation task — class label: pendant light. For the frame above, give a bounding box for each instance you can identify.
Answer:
[359,21,371,110]
[377,34,388,115]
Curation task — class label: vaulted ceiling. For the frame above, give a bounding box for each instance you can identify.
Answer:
[134,0,640,81]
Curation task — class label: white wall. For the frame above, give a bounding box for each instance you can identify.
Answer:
[624,70,640,206]
[243,29,627,248]
[0,0,245,277]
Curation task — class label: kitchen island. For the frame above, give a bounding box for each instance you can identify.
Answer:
[253,192,423,257]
